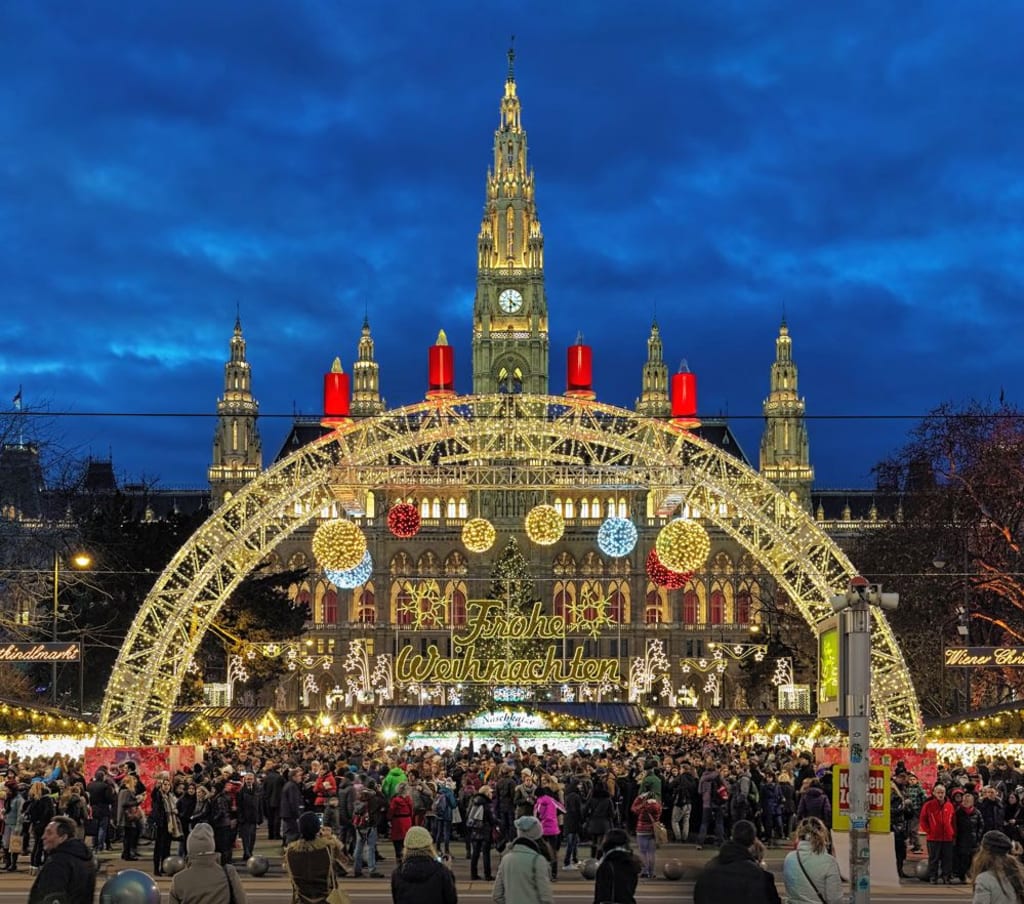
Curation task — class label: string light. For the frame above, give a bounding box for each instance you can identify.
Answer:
[325,550,373,589]
[525,504,564,546]
[646,548,691,589]
[387,503,421,539]
[597,517,638,558]
[462,517,496,553]
[312,519,367,571]
[655,518,710,573]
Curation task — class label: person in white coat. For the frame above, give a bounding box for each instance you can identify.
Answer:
[782,817,842,904]
[969,830,1024,904]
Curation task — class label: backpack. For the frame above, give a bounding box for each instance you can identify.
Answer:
[351,799,369,832]
[466,802,485,828]
[715,777,729,802]
[747,779,760,806]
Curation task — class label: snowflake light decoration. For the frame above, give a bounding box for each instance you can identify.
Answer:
[568,590,613,638]
[397,582,447,628]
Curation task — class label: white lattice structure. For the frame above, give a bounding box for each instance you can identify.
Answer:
[98,394,922,745]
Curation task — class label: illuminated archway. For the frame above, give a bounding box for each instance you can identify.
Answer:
[99,394,922,745]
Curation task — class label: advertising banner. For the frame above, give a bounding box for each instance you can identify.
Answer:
[832,763,890,833]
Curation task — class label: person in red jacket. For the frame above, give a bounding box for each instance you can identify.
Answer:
[919,783,955,884]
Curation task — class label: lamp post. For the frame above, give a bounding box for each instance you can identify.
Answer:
[51,550,91,706]
[830,576,899,904]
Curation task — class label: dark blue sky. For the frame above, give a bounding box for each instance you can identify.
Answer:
[2,1,1022,490]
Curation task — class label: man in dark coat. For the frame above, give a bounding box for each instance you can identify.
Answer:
[86,769,116,852]
[261,760,285,839]
[237,772,263,861]
[28,816,96,904]
[693,820,781,904]
[280,767,305,845]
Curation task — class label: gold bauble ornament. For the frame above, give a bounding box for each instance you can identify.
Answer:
[525,504,565,546]
[462,518,496,553]
[312,519,367,571]
[655,518,710,573]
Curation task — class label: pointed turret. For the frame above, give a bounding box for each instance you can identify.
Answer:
[351,316,385,417]
[636,320,670,417]
[759,318,814,510]
[209,315,262,507]
[472,44,549,394]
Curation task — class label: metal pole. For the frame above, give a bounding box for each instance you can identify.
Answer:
[79,630,85,714]
[52,552,59,706]
[847,599,872,904]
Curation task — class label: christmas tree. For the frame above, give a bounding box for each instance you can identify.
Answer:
[463,537,541,707]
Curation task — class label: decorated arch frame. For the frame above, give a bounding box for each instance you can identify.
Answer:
[98,394,923,745]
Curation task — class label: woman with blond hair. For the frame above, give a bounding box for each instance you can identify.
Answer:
[782,817,841,904]
[969,830,1024,904]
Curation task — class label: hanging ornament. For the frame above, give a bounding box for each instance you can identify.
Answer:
[646,548,691,589]
[387,503,421,539]
[525,504,565,546]
[655,518,710,573]
[325,551,373,589]
[462,517,496,553]
[312,519,367,571]
[597,517,638,558]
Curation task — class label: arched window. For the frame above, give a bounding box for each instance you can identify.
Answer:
[420,499,430,518]
[554,498,563,517]
[458,498,468,518]
[607,581,628,623]
[448,582,468,626]
[736,589,751,624]
[580,498,590,519]
[564,498,574,519]
[447,498,457,518]
[710,589,725,625]
[355,585,376,624]
[554,580,576,622]
[431,498,442,519]
[682,589,699,624]
[645,584,664,624]
[394,582,413,625]
[323,588,338,625]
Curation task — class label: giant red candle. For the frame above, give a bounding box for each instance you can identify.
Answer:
[427,328,455,397]
[672,368,698,419]
[322,357,350,425]
[567,340,594,397]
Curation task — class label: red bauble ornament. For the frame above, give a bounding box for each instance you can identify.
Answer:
[646,548,691,589]
[387,503,421,539]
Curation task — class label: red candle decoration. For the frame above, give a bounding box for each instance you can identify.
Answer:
[387,503,422,539]
[427,328,455,397]
[646,548,692,589]
[671,363,700,427]
[566,335,595,399]
[321,357,350,427]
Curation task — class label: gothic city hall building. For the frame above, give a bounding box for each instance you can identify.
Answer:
[205,54,871,719]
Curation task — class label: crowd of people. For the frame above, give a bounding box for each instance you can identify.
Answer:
[0,736,1023,904]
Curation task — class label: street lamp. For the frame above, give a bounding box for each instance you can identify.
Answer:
[52,550,91,706]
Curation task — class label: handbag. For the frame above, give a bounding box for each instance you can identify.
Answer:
[796,851,828,904]
[652,821,668,848]
[326,848,353,904]
[450,806,462,825]
[8,835,22,854]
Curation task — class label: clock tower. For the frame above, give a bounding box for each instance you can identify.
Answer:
[472,44,549,394]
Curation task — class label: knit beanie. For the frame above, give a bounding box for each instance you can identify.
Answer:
[187,822,216,857]
[404,826,434,852]
[515,815,543,840]
[299,811,321,841]
[981,830,1012,855]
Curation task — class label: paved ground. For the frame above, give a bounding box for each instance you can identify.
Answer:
[0,836,973,902]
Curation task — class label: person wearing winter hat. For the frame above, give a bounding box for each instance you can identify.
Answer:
[390,825,457,904]
[969,830,1024,904]
[492,816,553,904]
[593,828,642,904]
[285,811,349,904]
[169,822,247,904]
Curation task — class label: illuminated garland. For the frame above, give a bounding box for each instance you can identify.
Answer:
[525,504,564,546]
[646,548,691,589]
[655,518,710,573]
[462,517,496,553]
[387,503,421,539]
[325,550,373,589]
[312,519,367,571]
[597,517,638,558]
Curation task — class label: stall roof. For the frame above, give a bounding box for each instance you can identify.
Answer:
[374,703,648,730]
[169,706,280,733]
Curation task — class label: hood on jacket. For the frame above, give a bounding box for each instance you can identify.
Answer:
[601,847,642,874]
[715,840,757,865]
[54,838,93,862]
[396,852,445,883]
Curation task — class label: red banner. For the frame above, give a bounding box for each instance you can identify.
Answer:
[84,746,201,813]
[815,747,937,789]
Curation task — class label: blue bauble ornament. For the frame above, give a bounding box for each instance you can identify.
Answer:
[597,517,638,558]
[325,550,373,589]
[99,869,161,904]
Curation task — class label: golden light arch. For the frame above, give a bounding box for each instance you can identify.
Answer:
[98,394,922,745]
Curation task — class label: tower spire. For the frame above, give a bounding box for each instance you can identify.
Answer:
[352,317,385,417]
[472,48,549,395]
[759,317,813,510]
[507,35,516,81]
[209,315,262,507]
[636,320,670,417]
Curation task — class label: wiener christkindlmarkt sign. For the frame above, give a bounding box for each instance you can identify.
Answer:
[944,647,1024,668]
[394,600,621,684]
[0,642,81,662]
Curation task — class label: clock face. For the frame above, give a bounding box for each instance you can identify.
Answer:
[498,288,523,313]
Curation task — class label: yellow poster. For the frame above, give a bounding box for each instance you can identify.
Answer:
[831,764,890,833]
